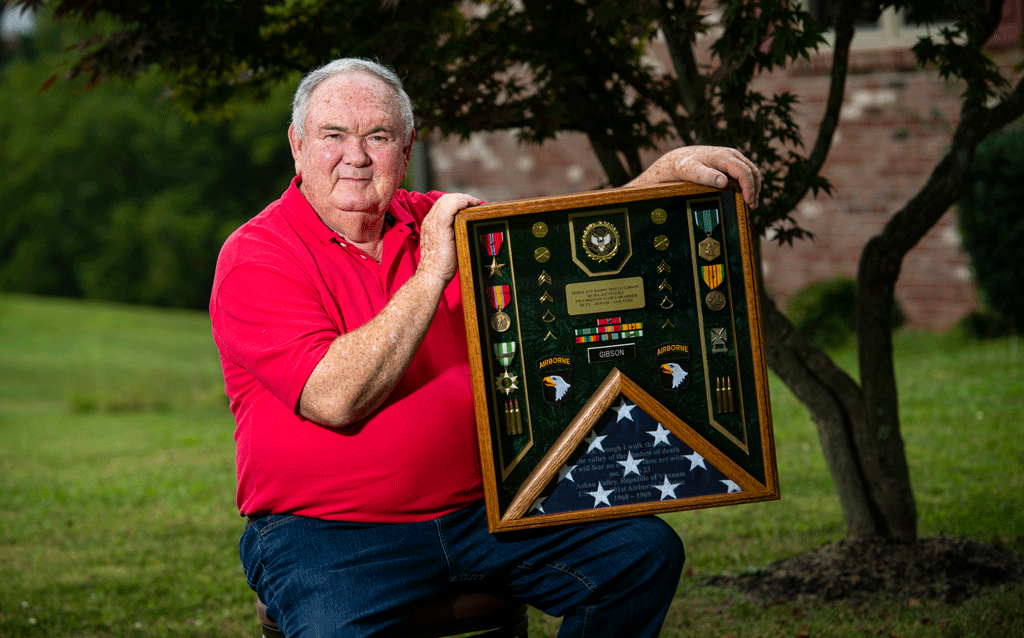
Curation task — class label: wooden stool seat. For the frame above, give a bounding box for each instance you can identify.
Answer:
[257,592,529,637]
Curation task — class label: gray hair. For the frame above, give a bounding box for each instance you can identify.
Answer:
[291,58,415,144]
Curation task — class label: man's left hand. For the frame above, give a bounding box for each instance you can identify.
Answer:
[627,146,761,209]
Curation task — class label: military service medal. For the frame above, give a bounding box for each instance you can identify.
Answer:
[495,370,519,395]
[487,285,512,333]
[480,231,506,277]
[494,341,519,396]
[702,264,727,311]
[494,341,522,421]
[694,203,722,261]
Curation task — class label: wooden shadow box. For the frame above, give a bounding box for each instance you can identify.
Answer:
[454,182,778,532]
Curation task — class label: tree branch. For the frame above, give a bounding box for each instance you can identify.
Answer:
[852,54,1024,545]
[585,133,632,186]
[656,0,706,139]
[770,0,857,215]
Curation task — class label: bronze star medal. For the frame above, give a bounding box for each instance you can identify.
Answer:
[480,231,506,278]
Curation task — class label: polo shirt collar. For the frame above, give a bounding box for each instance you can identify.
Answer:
[280,176,417,246]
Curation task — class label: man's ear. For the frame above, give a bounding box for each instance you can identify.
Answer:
[287,123,304,176]
[401,129,417,181]
[403,129,417,164]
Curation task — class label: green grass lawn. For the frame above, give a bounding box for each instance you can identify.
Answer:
[1,292,1021,637]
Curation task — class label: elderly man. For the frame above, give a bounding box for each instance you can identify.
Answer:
[211,57,759,638]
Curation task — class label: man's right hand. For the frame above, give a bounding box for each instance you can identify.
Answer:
[417,193,482,284]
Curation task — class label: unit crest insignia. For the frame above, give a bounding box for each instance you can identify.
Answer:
[656,343,692,393]
[537,355,574,406]
[581,221,620,262]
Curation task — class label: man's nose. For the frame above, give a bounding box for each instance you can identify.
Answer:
[342,138,370,167]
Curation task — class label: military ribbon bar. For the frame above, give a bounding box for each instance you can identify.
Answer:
[487,285,511,310]
[702,264,724,290]
[694,205,720,235]
[481,232,504,257]
[493,341,517,368]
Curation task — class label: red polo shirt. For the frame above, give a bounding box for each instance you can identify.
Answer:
[210,177,482,523]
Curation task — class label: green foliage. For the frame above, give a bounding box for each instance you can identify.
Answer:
[958,128,1024,334]
[6,0,1014,303]
[786,277,906,350]
[13,0,836,222]
[0,11,295,309]
[954,307,1015,340]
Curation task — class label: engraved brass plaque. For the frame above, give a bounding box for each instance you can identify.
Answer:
[565,277,646,316]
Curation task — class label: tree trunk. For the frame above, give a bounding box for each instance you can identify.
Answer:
[760,288,890,538]
[855,237,919,542]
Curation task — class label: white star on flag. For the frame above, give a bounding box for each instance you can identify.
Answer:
[617,451,644,476]
[529,496,547,513]
[654,475,681,500]
[613,399,636,422]
[647,423,672,446]
[721,479,741,493]
[587,482,614,507]
[685,451,706,471]
[558,463,576,483]
[647,423,671,448]
[585,431,607,453]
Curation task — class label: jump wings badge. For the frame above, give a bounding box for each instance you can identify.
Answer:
[581,221,620,262]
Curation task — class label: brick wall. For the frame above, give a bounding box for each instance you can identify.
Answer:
[424,44,1022,331]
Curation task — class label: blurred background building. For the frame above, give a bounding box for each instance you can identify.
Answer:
[422,4,1023,331]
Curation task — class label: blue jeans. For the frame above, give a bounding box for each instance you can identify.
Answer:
[240,501,684,637]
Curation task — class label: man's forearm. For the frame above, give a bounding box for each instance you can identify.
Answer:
[298,269,447,427]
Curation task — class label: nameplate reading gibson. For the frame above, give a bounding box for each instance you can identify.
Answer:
[564,277,646,316]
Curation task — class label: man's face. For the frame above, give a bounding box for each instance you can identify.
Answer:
[288,72,413,224]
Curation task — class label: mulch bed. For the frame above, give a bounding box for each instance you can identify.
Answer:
[707,535,1024,603]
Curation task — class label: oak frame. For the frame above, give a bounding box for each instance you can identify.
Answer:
[455,182,778,532]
